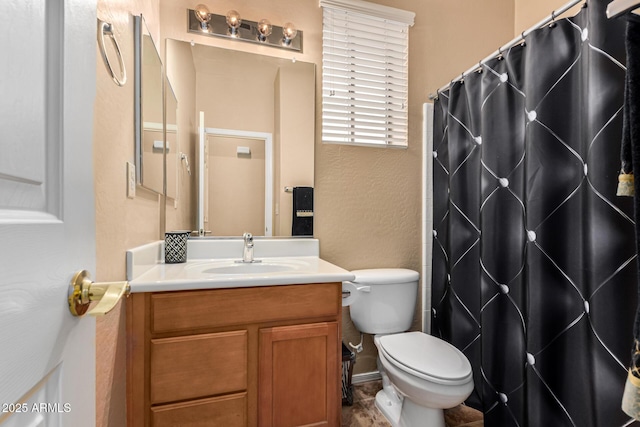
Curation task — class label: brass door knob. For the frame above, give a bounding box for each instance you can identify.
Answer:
[68,270,130,317]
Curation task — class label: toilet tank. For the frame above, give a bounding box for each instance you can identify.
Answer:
[345,268,419,334]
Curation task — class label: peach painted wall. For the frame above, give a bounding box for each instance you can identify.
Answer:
[94,1,163,426]
[275,65,316,236]
[207,136,266,236]
[165,39,197,232]
[515,0,584,35]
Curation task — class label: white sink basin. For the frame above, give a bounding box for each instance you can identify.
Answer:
[126,239,356,292]
[186,258,311,275]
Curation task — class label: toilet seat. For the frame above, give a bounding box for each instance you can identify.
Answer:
[378,332,472,386]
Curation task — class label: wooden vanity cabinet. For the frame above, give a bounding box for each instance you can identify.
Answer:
[126,282,342,427]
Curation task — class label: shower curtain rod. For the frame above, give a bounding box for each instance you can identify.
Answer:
[428,0,586,100]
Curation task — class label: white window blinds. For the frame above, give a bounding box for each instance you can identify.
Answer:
[320,0,415,148]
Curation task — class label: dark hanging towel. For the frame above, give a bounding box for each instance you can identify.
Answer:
[292,186,313,236]
[621,16,640,421]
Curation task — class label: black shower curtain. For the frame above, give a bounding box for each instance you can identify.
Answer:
[431,1,639,426]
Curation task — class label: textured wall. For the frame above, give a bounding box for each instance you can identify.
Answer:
[94,1,162,427]
[514,0,583,35]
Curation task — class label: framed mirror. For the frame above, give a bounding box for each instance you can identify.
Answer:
[134,15,164,194]
[166,39,315,236]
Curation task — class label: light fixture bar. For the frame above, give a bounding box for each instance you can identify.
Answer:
[187,9,303,52]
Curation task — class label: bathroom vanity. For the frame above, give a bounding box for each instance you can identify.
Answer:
[126,239,354,427]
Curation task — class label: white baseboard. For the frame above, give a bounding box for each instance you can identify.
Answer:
[351,371,382,384]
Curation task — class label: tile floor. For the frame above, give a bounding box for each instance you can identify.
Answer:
[341,380,484,427]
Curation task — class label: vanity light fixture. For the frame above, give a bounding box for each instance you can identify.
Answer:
[187,8,302,52]
[226,10,242,36]
[194,4,212,30]
[257,19,272,42]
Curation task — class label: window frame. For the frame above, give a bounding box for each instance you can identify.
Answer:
[320,0,415,148]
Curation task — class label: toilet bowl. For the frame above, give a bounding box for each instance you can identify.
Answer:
[375,332,473,426]
[343,269,474,427]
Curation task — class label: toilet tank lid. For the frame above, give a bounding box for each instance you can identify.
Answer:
[350,268,419,285]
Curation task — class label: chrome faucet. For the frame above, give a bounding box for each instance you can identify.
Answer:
[242,232,255,263]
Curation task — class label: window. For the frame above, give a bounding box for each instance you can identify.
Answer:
[320,0,415,148]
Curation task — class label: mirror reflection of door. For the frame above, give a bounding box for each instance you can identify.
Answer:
[208,136,265,236]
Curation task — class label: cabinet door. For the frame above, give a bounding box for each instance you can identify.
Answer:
[259,322,340,427]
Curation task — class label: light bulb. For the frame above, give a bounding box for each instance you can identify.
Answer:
[194,4,211,30]
[226,10,242,36]
[257,19,272,42]
[282,22,297,45]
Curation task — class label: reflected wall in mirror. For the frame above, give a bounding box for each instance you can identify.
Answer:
[166,39,315,236]
[134,15,164,195]
[165,77,178,200]
[200,127,273,236]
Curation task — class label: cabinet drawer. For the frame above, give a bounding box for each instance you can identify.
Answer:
[151,283,339,333]
[150,331,247,404]
[152,392,247,427]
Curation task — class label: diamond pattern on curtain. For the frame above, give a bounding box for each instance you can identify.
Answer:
[432,1,638,426]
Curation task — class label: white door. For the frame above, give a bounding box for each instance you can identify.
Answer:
[0,0,97,426]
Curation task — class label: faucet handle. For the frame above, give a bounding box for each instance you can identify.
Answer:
[243,232,253,245]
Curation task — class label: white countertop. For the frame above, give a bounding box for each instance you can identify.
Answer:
[126,238,355,293]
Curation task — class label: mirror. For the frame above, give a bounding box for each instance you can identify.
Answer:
[134,15,164,194]
[166,39,315,236]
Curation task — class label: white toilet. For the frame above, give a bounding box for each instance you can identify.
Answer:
[342,268,474,427]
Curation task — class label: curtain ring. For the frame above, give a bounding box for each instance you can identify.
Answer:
[497,47,504,60]
[477,61,483,73]
[520,31,527,46]
[549,10,557,28]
